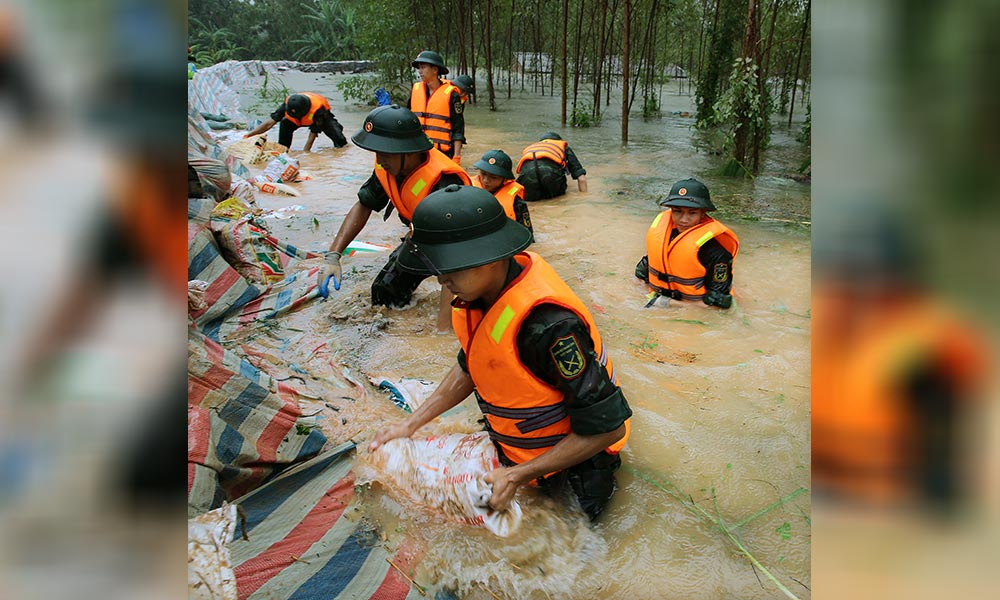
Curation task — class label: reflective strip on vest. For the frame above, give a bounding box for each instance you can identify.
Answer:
[696,231,715,247]
[489,306,516,343]
[411,178,427,197]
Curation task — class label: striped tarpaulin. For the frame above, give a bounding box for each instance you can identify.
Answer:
[188,222,262,336]
[231,444,426,600]
[188,328,327,517]
[188,61,245,124]
[188,219,321,342]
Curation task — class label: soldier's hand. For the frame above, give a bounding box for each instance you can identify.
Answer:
[703,289,733,309]
[317,251,342,296]
[368,421,413,451]
[483,467,519,512]
[452,154,462,165]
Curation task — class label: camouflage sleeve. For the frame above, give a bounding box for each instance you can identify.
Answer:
[564,146,587,179]
[516,305,632,436]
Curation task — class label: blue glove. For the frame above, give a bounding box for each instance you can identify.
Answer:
[317,251,342,297]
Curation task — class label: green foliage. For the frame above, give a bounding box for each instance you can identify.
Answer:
[696,0,746,125]
[642,95,661,118]
[712,57,768,177]
[336,74,409,106]
[189,17,245,67]
[570,106,595,128]
[292,1,360,61]
[259,71,291,104]
[246,71,292,115]
[797,101,811,144]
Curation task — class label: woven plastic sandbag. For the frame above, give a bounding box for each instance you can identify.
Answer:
[188,503,238,600]
[356,432,523,537]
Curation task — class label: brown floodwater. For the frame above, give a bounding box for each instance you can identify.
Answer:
[230,69,811,599]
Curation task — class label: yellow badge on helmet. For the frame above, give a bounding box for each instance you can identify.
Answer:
[488,158,496,164]
[364,121,374,132]
[678,187,687,196]
[549,334,586,379]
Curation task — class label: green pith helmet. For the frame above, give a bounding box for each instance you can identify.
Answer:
[540,131,562,141]
[411,50,449,75]
[351,104,433,154]
[473,149,515,180]
[658,178,717,211]
[398,185,533,275]
[453,74,475,94]
[286,94,310,118]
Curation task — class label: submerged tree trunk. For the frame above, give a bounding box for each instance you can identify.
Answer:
[733,0,761,173]
[485,0,497,110]
[507,0,515,99]
[621,0,631,144]
[788,0,809,127]
[572,0,585,114]
[562,0,569,124]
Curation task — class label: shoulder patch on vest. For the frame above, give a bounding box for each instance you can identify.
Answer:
[549,334,586,379]
[712,263,729,283]
[454,101,464,114]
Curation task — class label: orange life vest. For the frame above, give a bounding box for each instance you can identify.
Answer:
[516,139,568,173]
[373,148,471,222]
[645,210,739,301]
[410,81,458,153]
[811,292,985,503]
[283,93,330,127]
[452,251,630,466]
[473,177,525,222]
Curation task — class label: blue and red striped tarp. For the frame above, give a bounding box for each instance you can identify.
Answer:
[188,214,322,342]
[230,443,427,600]
[188,328,327,516]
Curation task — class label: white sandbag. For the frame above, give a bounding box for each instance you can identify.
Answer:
[188,502,239,600]
[355,432,522,537]
[249,175,300,197]
[188,280,209,312]
[261,153,299,183]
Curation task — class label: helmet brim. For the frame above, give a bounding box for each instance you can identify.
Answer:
[411,60,449,75]
[473,160,516,181]
[397,219,533,275]
[659,197,717,211]
[351,129,433,154]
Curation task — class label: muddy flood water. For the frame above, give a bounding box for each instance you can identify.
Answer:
[224,69,811,599]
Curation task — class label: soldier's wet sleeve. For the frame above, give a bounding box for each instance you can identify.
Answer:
[450,92,466,142]
[357,171,390,212]
[698,238,734,294]
[635,256,649,280]
[269,104,287,122]
[564,146,587,179]
[513,198,533,232]
[432,173,467,192]
[517,305,632,436]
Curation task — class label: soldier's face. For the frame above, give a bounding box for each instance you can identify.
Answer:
[416,63,439,82]
[478,172,505,193]
[437,261,508,304]
[673,207,706,232]
[377,152,421,177]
